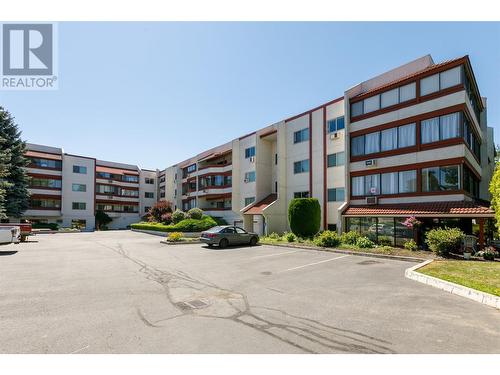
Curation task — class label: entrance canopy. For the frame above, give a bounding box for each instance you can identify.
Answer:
[243,194,277,215]
[343,200,494,218]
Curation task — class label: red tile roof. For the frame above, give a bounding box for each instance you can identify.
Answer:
[243,194,277,215]
[343,201,493,217]
[352,56,467,99]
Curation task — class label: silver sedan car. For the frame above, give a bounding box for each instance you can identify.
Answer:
[200,225,259,248]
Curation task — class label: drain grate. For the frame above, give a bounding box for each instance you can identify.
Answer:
[357,260,381,265]
[175,299,209,311]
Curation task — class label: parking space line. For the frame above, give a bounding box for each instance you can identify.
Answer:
[279,255,350,272]
[250,250,302,259]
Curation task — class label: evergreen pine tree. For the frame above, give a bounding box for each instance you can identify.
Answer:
[0,106,30,218]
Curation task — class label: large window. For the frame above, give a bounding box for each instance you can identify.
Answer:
[421,112,461,144]
[72,202,86,210]
[145,192,154,198]
[327,116,345,133]
[352,170,417,196]
[463,166,479,198]
[421,165,460,192]
[327,188,345,202]
[73,165,87,174]
[72,183,86,192]
[244,197,255,206]
[293,159,310,174]
[420,66,462,96]
[29,177,61,189]
[245,147,256,159]
[463,115,481,160]
[350,82,416,117]
[30,158,62,169]
[122,175,139,183]
[293,128,309,144]
[327,152,345,167]
[30,198,61,209]
[351,123,416,157]
[244,171,256,182]
[145,177,155,184]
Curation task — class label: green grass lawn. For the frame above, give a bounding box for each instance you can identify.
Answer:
[418,260,500,296]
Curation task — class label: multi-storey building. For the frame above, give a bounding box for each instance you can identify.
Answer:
[21,54,495,246]
[24,143,157,230]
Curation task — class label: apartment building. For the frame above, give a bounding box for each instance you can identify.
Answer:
[22,54,495,245]
[24,143,158,231]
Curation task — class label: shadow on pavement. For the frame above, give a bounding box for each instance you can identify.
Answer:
[0,250,18,256]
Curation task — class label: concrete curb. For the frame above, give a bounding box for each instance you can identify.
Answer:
[160,240,202,246]
[131,229,200,238]
[261,242,427,263]
[405,260,500,309]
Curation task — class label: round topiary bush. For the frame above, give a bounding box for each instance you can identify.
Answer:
[314,231,341,248]
[187,207,203,220]
[172,209,186,224]
[288,198,321,238]
[340,230,360,245]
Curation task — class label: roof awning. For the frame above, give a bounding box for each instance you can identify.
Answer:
[243,194,277,215]
[25,150,62,160]
[96,166,139,175]
[343,201,494,218]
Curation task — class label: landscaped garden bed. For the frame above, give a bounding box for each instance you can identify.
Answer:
[417,260,500,297]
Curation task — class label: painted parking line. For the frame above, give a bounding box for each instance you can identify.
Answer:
[250,250,303,259]
[279,255,350,273]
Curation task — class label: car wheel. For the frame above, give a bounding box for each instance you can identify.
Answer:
[219,238,229,249]
[250,236,258,246]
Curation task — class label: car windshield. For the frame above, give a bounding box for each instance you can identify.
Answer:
[205,226,225,233]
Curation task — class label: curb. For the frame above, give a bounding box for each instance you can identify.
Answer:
[261,242,427,263]
[160,240,202,245]
[405,260,500,309]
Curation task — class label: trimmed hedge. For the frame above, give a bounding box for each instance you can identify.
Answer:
[288,198,321,238]
[32,222,59,230]
[131,215,217,233]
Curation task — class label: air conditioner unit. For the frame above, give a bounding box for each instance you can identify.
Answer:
[249,156,255,163]
[330,132,341,140]
[365,196,378,205]
[365,159,377,167]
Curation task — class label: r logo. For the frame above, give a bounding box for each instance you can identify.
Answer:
[2,24,53,75]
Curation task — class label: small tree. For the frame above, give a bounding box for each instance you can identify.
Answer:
[288,198,321,237]
[489,160,500,235]
[0,107,30,218]
[148,200,173,222]
[95,210,112,230]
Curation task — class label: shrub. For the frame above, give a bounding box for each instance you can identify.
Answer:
[32,222,59,230]
[356,236,375,248]
[148,201,173,222]
[340,230,360,245]
[268,232,281,240]
[403,239,418,251]
[95,210,112,230]
[314,231,341,248]
[377,235,393,247]
[167,232,183,242]
[476,247,498,261]
[288,198,321,238]
[283,231,296,242]
[187,207,203,220]
[425,227,464,257]
[130,215,217,233]
[161,212,172,225]
[172,209,187,224]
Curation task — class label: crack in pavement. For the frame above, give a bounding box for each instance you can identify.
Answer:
[94,239,396,354]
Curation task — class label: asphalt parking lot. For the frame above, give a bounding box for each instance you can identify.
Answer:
[1,230,499,354]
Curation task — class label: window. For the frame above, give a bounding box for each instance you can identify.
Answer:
[245,147,256,159]
[381,172,398,195]
[351,101,363,117]
[293,159,309,174]
[122,175,139,183]
[363,95,380,113]
[244,197,255,206]
[398,123,416,148]
[294,191,310,198]
[365,174,380,195]
[421,112,461,144]
[159,176,165,183]
[293,128,309,144]
[463,116,480,160]
[327,188,345,202]
[145,177,155,184]
[463,166,479,198]
[244,171,256,182]
[29,177,62,189]
[365,132,380,154]
[351,176,365,196]
[356,170,418,196]
[30,198,61,209]
[145,192,154,198]
[327,116,345,133]
[422,165,460,192]
[72,202,86,210]
[235,227,247,234]
[351,136,365,157]
[399,82,416,102]
[380,128,398,152]
[73,165,87,174]
[29,158,62,169]
[327,152,345,167]
[187,164,196,173]
[399,170,417,193]
[420,73,440,96]
[275,153,278,165]
[71,219,86,229]
[381,88,399,108]
[72,183,86,192]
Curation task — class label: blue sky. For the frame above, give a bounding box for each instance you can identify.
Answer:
[1,22,499,169]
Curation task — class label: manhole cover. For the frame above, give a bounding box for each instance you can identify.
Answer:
[357,260,381,265]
